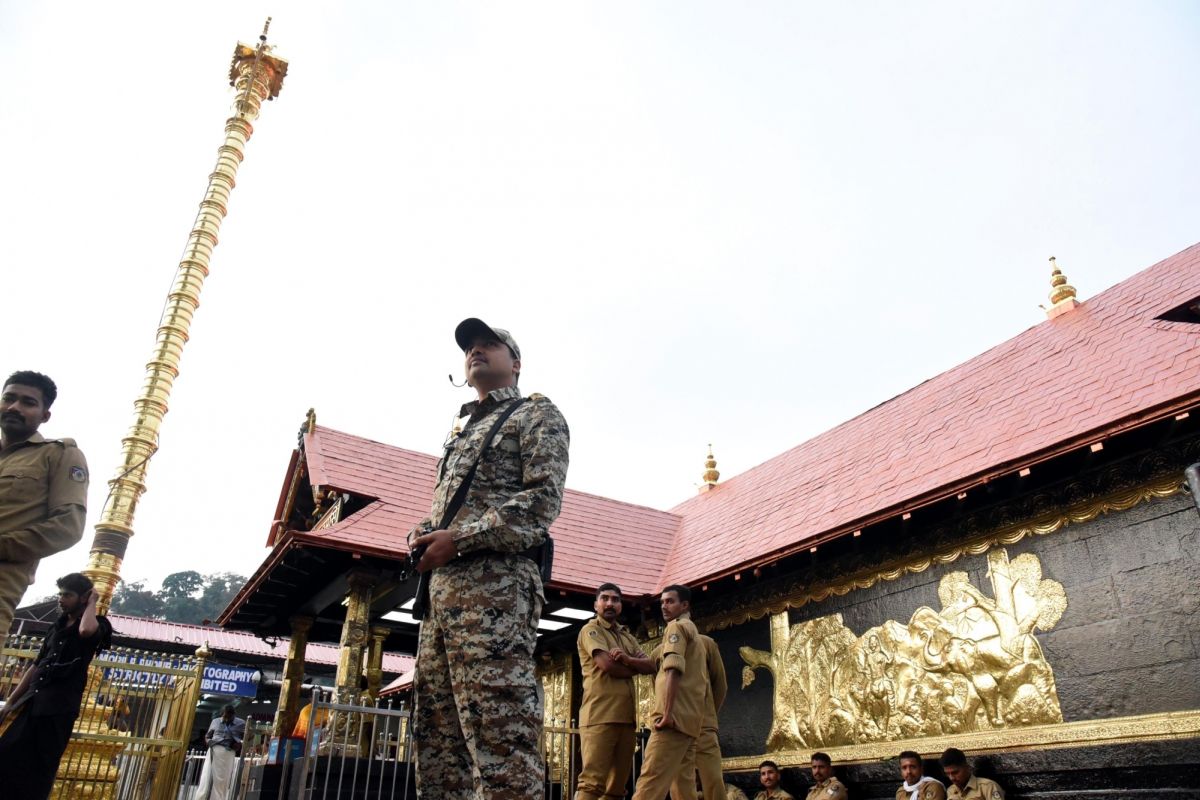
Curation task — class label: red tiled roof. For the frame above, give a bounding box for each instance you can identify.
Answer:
[109,614,414,674]
[247,242,1200,601]
[294,428,679,596]
[659,243,1200,584]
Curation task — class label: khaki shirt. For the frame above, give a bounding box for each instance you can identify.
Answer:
[577,615,643,726]
[897,780,948,800]
[651,613,708,738]
[0,433,88,566]
[754,790,795,800]
[947,776,1004,800]
[414,387,570,557]
[699,634,726,731]
[806,777,848,800]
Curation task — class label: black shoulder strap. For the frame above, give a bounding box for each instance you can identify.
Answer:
[436,398,527,531]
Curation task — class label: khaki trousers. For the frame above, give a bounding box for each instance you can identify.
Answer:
[672,728,725,800]
[575,723,636,800]
[631,727,696,800]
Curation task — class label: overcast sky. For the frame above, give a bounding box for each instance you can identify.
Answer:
[3,1,1198,613]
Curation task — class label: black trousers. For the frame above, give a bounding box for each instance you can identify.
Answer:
[0,711,76,800]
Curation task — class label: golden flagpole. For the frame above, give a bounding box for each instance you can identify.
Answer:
[83,21,288,611]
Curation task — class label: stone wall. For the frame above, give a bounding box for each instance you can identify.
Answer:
[701,489,1199,798]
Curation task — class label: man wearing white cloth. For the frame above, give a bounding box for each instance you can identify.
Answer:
[896,751,946,800]
[196,704,245,800]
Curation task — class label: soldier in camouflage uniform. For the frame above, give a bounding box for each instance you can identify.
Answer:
[410,318,570,799]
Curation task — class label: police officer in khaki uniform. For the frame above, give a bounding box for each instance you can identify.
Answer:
[940,749,1004,800]
[0,371,88,634]
[575,582,647,800]
[806,753,848,800]
[896,751,946,800]
[672,633,727,800]
[754,760,795,800]
[410,320,570,800]
[626,584,709,800]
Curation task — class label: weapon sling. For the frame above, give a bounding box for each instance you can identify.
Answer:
[411,396,533,620]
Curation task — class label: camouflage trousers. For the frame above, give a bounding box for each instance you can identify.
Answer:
[414,554,544,799]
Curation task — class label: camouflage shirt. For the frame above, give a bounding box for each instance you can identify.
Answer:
[415,386,570,557]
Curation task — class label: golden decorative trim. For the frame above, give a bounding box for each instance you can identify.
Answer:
[721,708,1200,771]
[700,474,1184,633]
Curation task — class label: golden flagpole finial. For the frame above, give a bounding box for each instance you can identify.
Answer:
[1045,256,1080,318]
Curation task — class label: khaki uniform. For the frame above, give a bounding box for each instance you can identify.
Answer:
[0,433,88,632]
[897,779,947,800]
[947,776,1004,800]
[576,615,644,800]
[672,635,727,800]
[631,613,709,800]
[754,790,795,800]
[806,777,848,800]
[412,387,570,800]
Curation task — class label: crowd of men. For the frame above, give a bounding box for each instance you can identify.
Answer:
[575,581,1007,800]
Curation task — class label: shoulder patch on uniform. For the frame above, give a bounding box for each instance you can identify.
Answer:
[528,393,546,401]
[668,633,680,644]
[588,629,598,637]
[69,466,87,482]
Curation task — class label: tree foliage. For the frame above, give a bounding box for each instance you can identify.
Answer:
[111,571,247,625]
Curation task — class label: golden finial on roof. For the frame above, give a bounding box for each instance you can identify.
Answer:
[306,408,317,433]
[700,444,720,492]
[1045,256,1080,318]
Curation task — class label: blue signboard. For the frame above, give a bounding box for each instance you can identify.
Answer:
[201,663,260,698]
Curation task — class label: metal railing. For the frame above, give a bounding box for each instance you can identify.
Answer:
[0,633,207,800]
[181,694,645,800]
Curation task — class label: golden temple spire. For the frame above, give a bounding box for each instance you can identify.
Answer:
[82,23,289,613]
[1045,256,1080,319]
[306,408,317,434]
[700,444,720,492]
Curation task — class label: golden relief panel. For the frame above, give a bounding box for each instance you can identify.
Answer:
[634,635,662,729]
[740,547,1066,750]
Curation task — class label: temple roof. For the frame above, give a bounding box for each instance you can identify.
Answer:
[660,242,1200,583]
[108,614,414,674]
[236,241,1200,607]
[289,427,679,596]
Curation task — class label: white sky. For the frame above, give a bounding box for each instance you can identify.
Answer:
[4,1,1198,608]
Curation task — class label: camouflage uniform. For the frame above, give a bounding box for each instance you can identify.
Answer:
[412,385,570,799]
[0,433,88,632]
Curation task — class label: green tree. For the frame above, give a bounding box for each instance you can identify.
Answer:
[110,572,247,625]
[110,580,165,618]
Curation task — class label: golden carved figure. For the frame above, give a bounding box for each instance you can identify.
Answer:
[539,655,572,782]
[741,547,1066,750]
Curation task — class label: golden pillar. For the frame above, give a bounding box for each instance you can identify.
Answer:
[272,615,313,738]
[365,626,390,702]
[335,571,377,701]
[82,22,289,611]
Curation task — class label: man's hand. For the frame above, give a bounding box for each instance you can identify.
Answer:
[653,712,675,731]
[609,648,626,664]
[412,529,457,573]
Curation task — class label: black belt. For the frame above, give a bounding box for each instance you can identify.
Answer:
[454,540,553,583]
